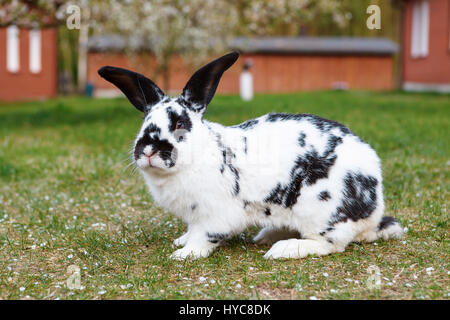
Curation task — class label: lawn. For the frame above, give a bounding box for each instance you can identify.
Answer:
[0,91,448,300]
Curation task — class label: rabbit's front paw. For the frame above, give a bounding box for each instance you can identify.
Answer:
[170,245,213,260]
[264,239,302,259]
[264,239,334,259]
[173,232,190,247]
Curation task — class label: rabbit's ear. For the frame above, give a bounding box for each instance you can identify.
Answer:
[98,66,165,113]
[180,51,239,114]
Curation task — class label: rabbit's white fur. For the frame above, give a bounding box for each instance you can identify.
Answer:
[98,52,404,260]
[136,102,403,260]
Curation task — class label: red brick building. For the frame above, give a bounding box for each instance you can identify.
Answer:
[88,36,398,96]
[401,0,450,92]
[0,26,58,101]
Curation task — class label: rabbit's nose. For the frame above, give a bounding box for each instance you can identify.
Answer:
[144,150,157,167]
[143,146,154,157]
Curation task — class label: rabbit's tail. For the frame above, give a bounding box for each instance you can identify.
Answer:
[376,216,405,240]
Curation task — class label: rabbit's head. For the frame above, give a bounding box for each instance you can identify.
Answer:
[98,51,239,173]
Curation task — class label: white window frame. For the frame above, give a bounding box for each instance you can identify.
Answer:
[6,25,20,73]
[411,0,429,58]
[29,28,42,74]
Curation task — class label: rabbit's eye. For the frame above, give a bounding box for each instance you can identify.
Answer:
[176,120,184,130]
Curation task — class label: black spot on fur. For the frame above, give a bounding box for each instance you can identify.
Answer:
[302,149,337,185]
[319,226,334,236]
[207,232,229,244]
[308,115,352,135]
[243,136,248,154]
[318,191,331,201]
[191,203,197,211]
[326,135,343,155]
[264,208,271,216]
[264,134,343,208]
[134,127,154,160]
[146,123,161,134]
[266,113,307,122]
[134,124,176,167]
[134,124,160,160]
[229,165,240,195]
[329,171,378,225]
[298,132,306,147]
[234,119,259,130]
[175,96,195,111]
[214,132,240,196]
[222,147,235,164]
[265,113,352,135]
[264,183,284,206]
[155,139,176,167]
[378,216,398,231]
[166,107,192,133]
[243,200,250,209]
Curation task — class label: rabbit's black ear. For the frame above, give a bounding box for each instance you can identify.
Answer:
[180,51,239,114]
[98,66,165,113]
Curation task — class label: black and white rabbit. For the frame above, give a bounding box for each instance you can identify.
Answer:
[98,51,404,260]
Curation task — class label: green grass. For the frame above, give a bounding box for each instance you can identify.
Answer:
[0,91,448,300]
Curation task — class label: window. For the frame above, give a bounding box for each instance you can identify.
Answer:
[411,0,429,58]
[29,28,42,73]
[6,25,20,72]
